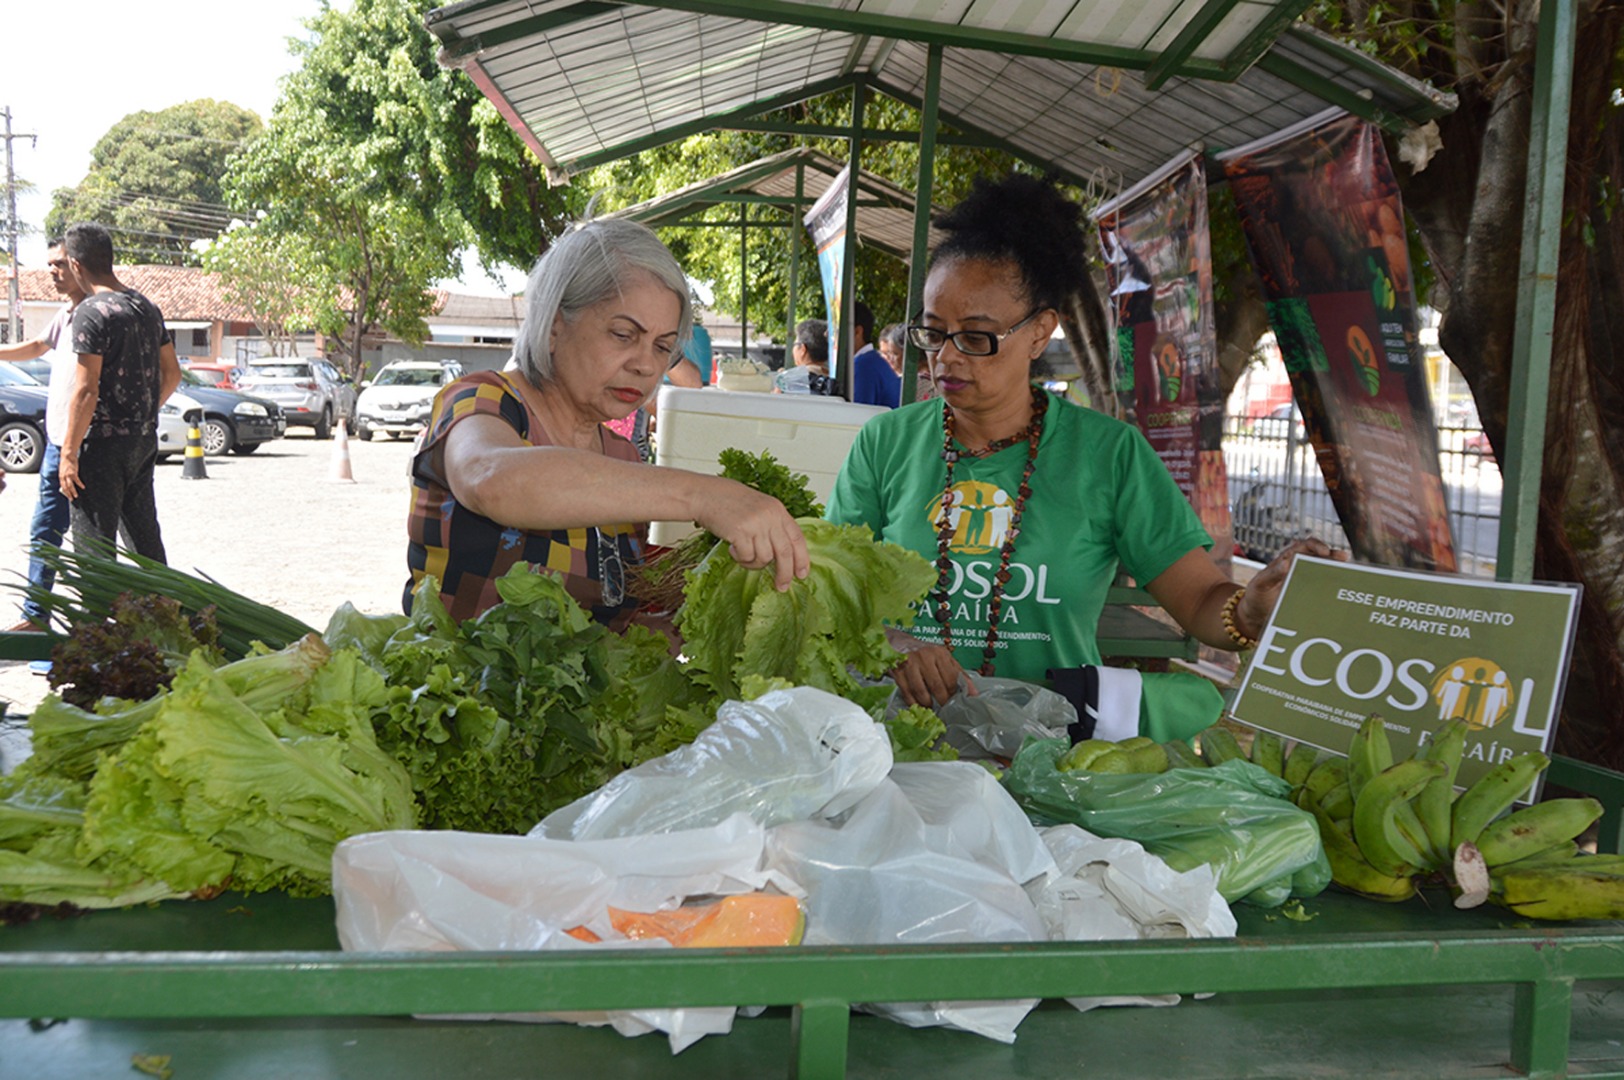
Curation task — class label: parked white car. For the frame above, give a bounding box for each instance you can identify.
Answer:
[353,360,463,441]
[156,393,207,457]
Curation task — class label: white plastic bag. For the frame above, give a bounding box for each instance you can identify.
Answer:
[766,762,1057,1043]
[331,813,791,1053]
[1025,824,1237,1012]
[886,761,1056,886]
[535,686,892,841]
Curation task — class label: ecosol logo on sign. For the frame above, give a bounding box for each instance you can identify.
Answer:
[1251,630,1548,738]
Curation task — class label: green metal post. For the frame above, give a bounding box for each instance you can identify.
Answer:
[902,44,943,406]
[740,212,749,360]
[1511,978,1574,1076]
[788,163,803,346]
[789,999,850,1080]
[1497,0,1577,583]
[836,82,865,400]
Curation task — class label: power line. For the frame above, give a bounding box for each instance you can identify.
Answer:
[89,188,240,213]
[82,198,236,231]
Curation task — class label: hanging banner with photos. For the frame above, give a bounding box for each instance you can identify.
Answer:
[1232,557,1581,800]
[1094,148,1232,569]
[1219,112,1457,571]
[803,167,849,377]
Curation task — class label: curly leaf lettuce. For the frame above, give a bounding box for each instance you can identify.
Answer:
[372,569,711,833]
[679,518,936,700]
[78,646,418,897]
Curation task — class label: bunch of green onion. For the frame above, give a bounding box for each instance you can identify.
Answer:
[22,545,316,659]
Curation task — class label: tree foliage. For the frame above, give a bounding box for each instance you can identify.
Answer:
[218,0,580,373]
[47,100,261,265]
[198,222,325,358]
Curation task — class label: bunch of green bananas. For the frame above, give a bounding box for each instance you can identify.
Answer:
[1288,714,1624,919]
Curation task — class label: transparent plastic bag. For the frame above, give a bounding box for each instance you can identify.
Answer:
[766,762,1055,1042]
[1002,739,1329,907]
[534,686,892,841]
[920,676,1076,760]
[332,813,792,1053]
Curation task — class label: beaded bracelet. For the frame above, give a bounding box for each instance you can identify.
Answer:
[1221,587,1258,650]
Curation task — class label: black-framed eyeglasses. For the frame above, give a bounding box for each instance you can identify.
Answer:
[906,309,1045,357]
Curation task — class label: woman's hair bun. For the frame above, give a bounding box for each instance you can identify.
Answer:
[932,172,1090,310]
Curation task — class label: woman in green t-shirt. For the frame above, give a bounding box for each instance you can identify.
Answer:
[826,174,1333,706]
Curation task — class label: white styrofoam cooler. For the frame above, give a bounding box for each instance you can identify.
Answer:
[648,386,887,545]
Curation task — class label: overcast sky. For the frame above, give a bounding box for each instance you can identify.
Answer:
[1,0,520,294]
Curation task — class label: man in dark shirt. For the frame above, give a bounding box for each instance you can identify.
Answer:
[59,222,181,560]
[849,300,900,409]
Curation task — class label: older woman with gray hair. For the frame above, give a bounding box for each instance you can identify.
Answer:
[406,218,808,625]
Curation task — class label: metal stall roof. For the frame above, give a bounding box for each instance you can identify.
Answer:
[425,1,1455,189]
[604,146,938,261]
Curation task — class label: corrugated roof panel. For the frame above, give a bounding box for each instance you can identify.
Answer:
[857,0,977,21]
[1127,0,1279,59]
[960,0,1086,37]
[1055,0,1172,51]
[603,148,941,261]
[426,0,1453,188]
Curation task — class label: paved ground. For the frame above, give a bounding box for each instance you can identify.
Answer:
[0,429,419,769]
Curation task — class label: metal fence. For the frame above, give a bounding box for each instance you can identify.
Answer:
[1222,412,1502,577]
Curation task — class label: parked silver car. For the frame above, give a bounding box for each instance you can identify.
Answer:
[235,357,358,439]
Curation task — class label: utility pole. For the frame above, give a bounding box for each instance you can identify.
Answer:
[3,107,39,345]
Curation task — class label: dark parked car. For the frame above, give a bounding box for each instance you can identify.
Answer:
[11,358,53,384]
[156,369,288,457]
[0,365,49,473]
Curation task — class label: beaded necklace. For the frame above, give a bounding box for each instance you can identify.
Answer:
[932,385,1048,676]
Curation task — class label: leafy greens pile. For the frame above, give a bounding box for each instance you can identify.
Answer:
[2,513,951,912]
[1,636,416,908]
[351,570,711,834]
[633,448,824,612]
[48,593,224,708]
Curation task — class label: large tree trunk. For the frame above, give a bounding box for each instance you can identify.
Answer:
[1400,2,1624,770]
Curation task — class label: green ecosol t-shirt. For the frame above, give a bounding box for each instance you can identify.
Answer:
[826,392,1211,683]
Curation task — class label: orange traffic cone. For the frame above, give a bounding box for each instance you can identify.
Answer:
[329,417,356,483]
[180,410,208,480]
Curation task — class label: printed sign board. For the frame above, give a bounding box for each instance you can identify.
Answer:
[1232,557,1581,797]
[1219,113,1457,571]
[803,166,849,376]
[1093,148,1232,572]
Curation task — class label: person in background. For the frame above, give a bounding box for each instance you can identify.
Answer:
[849,300,900,408]
[879,319,938,403]
[878,323,907,376]
[667,317,712,387]
[409,218,807,626]
[773,319,832,395]
[0,239,82,632]
[826,173,1333,706]
[59,222,181,561]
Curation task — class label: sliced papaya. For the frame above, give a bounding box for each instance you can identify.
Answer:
[607,893,805,948]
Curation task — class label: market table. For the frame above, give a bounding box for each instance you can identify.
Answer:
[5,864,1622,1078]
